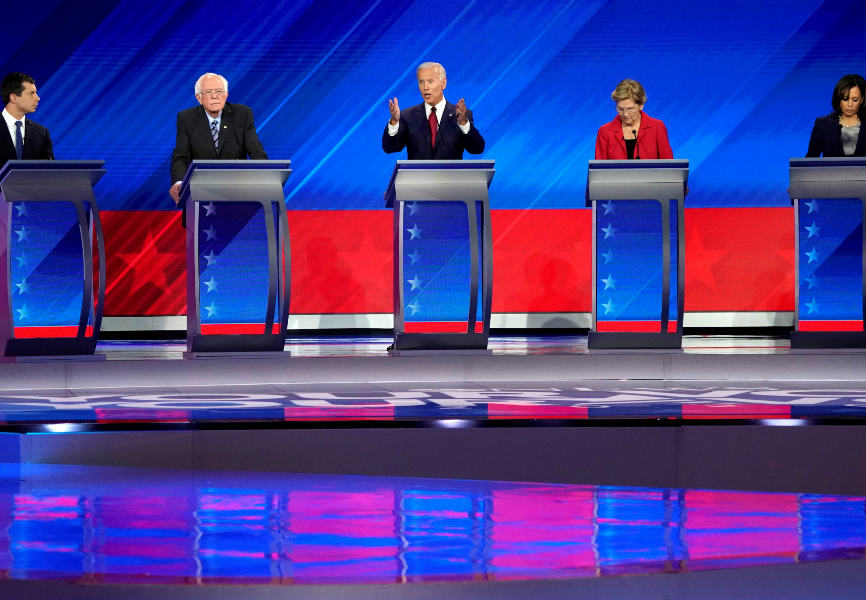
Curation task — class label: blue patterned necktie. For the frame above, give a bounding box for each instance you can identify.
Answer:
[210,119,219,150]
[15,121,23,159]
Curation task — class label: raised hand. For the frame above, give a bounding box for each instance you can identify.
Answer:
[388,97,400,125]
[455,98,468,125]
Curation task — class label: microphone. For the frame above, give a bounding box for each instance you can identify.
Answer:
[632,129,640,159]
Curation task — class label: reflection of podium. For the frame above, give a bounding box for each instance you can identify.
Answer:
[788,158,865,348]
[384,160,494,353]
[586,160,689,349]
[181,160,291,353]
[0,160,105,356]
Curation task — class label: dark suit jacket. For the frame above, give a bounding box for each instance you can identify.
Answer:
[0,117,54,167]
[170,102,268,184]
[595,112,673,160]
[381,101,485,159]
[806,113,866,157]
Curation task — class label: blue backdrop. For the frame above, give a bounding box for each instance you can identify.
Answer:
[2,0,864,211]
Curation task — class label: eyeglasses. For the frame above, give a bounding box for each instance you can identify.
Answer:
[616,105,639,114]
[199,89,227,97]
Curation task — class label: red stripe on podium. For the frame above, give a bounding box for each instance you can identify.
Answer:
[798,320,863,332]
[682,404,791,420]
[14,326,94,338]
[596,321,677,333]
[200,324,281,335]
[404,321,483,333]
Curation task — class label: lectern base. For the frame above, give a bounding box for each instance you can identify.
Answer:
[790,331,866,349]
[188,333,286,353]
[588,331,682,350]
[4,338,97,357]
[393,332,489,352]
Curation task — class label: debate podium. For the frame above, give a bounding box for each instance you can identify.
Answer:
[0,160,106,356]
[384,160,494,354]
[788,157,866,348]
[586,160,689,349]
[181,160,292,353]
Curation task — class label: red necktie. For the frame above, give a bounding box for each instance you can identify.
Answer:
[428,106,438,148]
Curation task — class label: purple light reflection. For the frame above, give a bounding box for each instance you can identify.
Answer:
[0,464,862,585]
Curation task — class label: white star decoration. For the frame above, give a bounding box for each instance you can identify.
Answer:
[602,300,615,314]
[14,225,28,242]
[204,225,217,241]
[805,247,819,263]
[15,279,29,295]
[804,222,820,238]
[15,253,28,268]
[408,250,421,265]
[805,298,819,314]
[408,202,419,215]
[408,276,421,290]
[203,250,218,266]
[804,200,818,214]
[15,305,28,320]
[204,302,217,317]
[805,275,818,289]
[602,224,615,239]
[602,250,614,264]
[408,301,420,315]
[204,202,217,216]
[602,201,615,215]
[602,274,616,290]
[407,224,422,240]
[204,277,218,293]
[14,203,27,217]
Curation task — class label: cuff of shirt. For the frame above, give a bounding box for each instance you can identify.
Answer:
[458,120,470,134]
[387,121,399,136]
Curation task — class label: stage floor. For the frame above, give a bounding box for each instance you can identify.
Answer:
[0,335,862,428]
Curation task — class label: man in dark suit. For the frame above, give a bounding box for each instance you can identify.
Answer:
[382,62,484,159]
[1,72,54,167]
[169,72,268,211]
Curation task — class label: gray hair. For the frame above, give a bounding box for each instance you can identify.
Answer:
[417,62,446,81]
[195,72,229,96]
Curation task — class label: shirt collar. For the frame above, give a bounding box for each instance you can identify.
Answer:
[425,98,447,119]
[2,108,24,130]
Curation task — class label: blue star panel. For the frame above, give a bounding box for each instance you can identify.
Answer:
[402,201,481,330]
[9,201,87,331]
[197,202,277,327]
[596,200,678,330]
[797,198,863,326]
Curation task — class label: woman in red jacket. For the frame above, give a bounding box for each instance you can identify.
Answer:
[595,79,673,159]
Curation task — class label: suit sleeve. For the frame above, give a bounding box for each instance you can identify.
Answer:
[170,113,192,184]
[656,120,673,159]
[382,118,407,154]
[806,118,823,157]
[462,109,485,155]
[42,126,54,160]
[242,108,268,159]
[594,126,608,159]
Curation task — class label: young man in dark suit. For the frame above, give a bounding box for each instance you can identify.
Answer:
[382,62,485,159]
[1,72,54,167]
[168,72,268,211]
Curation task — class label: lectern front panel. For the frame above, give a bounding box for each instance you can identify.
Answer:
[9,200,88,337]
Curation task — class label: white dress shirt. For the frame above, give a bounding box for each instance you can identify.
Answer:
[387,97,471,136]
[2,108,26,148]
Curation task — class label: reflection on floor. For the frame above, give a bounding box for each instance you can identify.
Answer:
[1,464,863,585]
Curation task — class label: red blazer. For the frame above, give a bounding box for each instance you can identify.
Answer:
[594,112,673,159]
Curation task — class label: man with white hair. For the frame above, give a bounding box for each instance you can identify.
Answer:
[169,72,267,214]
[382,61,484,159]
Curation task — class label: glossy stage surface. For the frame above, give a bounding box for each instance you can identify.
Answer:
[0,335,863,428]
[1,464,863,586]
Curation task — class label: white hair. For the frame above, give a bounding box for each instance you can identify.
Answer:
[417,62,446,81]
[195,73,229,95]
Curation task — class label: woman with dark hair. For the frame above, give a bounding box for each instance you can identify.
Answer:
[595,79,673,160]
[806,73,865,157]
